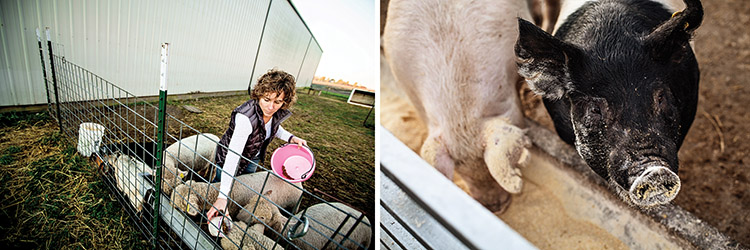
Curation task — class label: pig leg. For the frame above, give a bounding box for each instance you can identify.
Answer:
[420,132,455,179]
[421,132,513,212]
[455,160,512,213]
[421,131,514,212]
[481,117,531,194]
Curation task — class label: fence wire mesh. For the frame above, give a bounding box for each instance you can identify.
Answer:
[40,41,372,250]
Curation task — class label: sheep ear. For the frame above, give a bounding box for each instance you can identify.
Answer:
[263,190,273,196]
[187,197,200,215]
[515,18,580,100]
[178,169,188,179]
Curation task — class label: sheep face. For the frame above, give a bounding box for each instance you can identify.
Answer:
[247,198,278,226]
[221,221,279,250]
[102,154,118,174]
[162,161,189,196]
[171,183,202,216]
[236,190,278,227]
[221,221,248,250]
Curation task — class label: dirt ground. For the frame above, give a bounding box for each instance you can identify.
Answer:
[382,0,750,246]
[519,0,750,246]
[672,0,749,244]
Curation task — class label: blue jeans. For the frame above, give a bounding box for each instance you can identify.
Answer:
[212,156,260,183]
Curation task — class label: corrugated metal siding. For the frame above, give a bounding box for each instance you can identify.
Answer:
[0,0,41,106]
[250,0,310,88]
[297,39,323,87]
[0,0,321,106]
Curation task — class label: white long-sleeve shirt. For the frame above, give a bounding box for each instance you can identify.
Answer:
[218,113,293,199]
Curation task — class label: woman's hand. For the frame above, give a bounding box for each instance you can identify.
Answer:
[206,197,228,221]
[291,136,308,147]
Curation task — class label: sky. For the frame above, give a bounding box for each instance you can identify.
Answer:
[292,0,378,90]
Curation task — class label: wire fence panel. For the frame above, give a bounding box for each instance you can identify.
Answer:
[41,41,372,250]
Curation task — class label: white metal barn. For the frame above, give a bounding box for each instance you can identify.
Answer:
[0,0,323,107]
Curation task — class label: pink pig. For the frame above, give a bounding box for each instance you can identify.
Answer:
[383,0,534,212]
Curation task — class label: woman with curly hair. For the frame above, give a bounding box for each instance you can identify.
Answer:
[207,69,308,221]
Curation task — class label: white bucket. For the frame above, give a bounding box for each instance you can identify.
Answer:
[77,122,105,157]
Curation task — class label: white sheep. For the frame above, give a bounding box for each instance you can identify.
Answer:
[221,221,283,250]
[170,171,303,218]
[246,199,372,250]
[161,133,220,196]
[105,154,153,213]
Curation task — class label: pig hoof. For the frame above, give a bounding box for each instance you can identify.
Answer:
[485,198,512,214]
[482,121,530,194]
[492,166,523,194]
[474,188,512,214]
[629,166,681,206]
[517,145,531,166]
[420,135,440,166]
[420,134,455,179]
[484,146,524,193]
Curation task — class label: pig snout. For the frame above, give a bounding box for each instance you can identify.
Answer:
[628,165,680,206]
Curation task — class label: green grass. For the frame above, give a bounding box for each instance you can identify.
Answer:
[0,118,149,249]
[0,146,22,164]
[0,111,49,128]
[0,90,375,248]
[320,91,350,101]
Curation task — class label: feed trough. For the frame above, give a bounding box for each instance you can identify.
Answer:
[380,120,744,249]
[498,120,742,249]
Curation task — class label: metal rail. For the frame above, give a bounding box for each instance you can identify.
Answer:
[380,127,537,250]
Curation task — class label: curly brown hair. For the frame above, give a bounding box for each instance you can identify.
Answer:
[250,69,297,109]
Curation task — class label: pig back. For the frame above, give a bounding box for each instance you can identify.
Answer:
[384,0,531,157]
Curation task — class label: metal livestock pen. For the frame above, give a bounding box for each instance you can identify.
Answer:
[36,31,372,249]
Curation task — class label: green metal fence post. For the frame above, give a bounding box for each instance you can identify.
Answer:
[45,27,63,133]
[151,43,169,248]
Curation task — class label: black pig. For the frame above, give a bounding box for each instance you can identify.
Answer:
[515,0,703,207]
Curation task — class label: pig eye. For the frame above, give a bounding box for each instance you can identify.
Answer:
[589,105,601,116]
[656,92,665,107]
[582,99,606,127]
[587,100,604,118]
[654,89,673,115]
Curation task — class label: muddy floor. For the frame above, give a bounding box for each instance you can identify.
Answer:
[520,0,750,246]
[382,0,750,246]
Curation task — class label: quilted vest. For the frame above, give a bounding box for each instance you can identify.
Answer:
[214,99,291,172]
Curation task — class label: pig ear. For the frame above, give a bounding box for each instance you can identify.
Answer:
[644,0,703,61]
[515,18,580,100]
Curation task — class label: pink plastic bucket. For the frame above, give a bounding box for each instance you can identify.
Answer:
[270,144,315,183]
